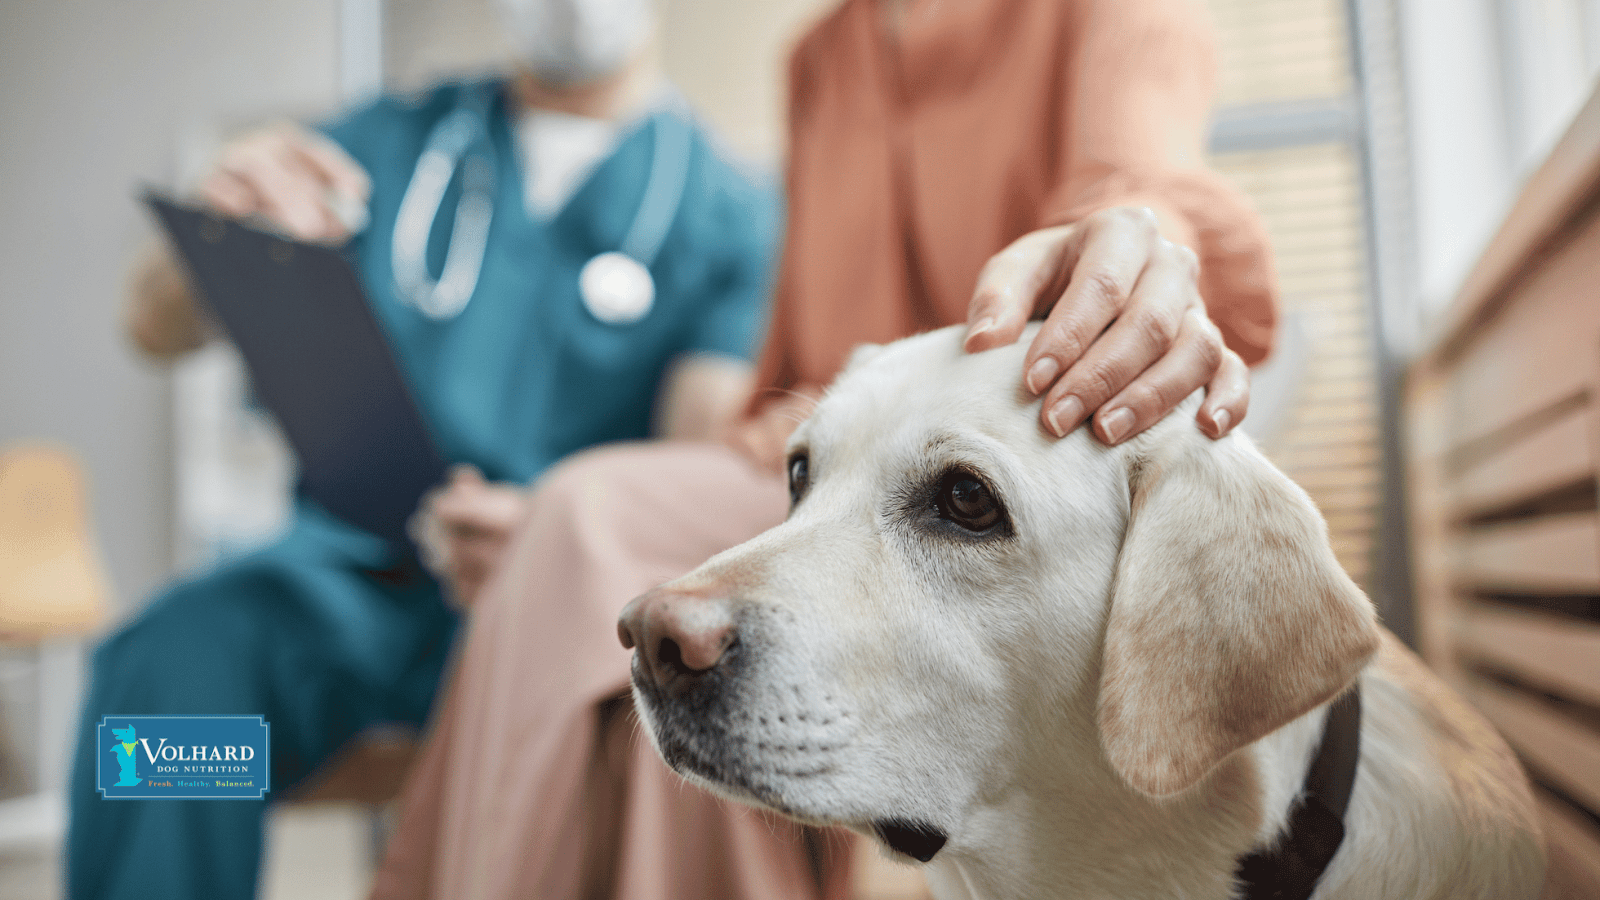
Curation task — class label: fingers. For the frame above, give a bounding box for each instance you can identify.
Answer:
[965,225,1077,353]
[1078,308,1228,444]
[1023,209,1162,396]
[431,474,528,536]
[292,128,371,206]
[200,123,369,242]
[448,463,485,487]
[199,169,259,219]
[416,469,528,609]
[442,532,504,608]
[965,207,1164,382]
[246,138,343,239]
[210,140,330,238]
[1035,236,1198,438]
[972,205,1245,445]
[1197,347,1249,439]
[407,495,450,578]
[288,129,372,234]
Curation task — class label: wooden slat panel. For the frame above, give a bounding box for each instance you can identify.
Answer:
[1456,602,1600,707]
[1537,790,1600,900]
[1428,85,1600,368]
[1271,445,1380,470]
[1408,87,1600,856]
[1287,469,1380,492]
[1455,514,1600,593]
[1464,677,1600,814]
[1453,403,1594,519]
[1445,209,1600,452]
[1406,373,1457,667]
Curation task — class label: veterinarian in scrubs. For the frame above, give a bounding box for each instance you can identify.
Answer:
[370,0,1281,898]
[66,0,778,897]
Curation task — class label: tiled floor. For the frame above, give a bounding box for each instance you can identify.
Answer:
[0,804,375,900]
[259,805,375,900]
[0,807,935,899]
[0,849,57,900]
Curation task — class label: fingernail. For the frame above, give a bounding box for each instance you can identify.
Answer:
[965,318,995,349]
[327,190,370,234]
[1045,395,1083,437]
[1210,409,1231,437]
[1101,408,1134,444]
[1026,357,1060,394]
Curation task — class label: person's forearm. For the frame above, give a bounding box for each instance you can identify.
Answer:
[125,243,209,359]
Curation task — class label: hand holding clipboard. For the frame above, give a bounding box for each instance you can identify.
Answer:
[144,192,446,548]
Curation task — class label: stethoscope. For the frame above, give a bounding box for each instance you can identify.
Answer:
[390,92,692,324]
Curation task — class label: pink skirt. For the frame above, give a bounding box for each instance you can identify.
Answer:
[370,442,855,900]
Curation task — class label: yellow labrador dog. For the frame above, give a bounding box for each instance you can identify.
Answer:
[618,326,1545,900]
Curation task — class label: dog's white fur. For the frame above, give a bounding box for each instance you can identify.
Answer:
[629,326,1545,900]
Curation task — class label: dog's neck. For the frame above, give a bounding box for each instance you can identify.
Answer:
[921,702,1331,900]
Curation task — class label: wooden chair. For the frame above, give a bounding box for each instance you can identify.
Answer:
[0,443,110,853]
[0,443,110,640]
[283,727,418,806]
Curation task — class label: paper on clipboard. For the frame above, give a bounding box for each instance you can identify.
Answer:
[144,192,447,548]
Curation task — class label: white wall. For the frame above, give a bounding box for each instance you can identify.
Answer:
[1397,0,1600,318]
[382,0,835,165]
[656,0,835,163]
[0,0,346,609]
[1395,0,1516,314]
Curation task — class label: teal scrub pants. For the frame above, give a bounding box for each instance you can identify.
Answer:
[65,520,457,900]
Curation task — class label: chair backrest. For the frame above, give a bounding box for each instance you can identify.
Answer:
[0,443,111,640]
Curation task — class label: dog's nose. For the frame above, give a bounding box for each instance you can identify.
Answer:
[618,587,736,691]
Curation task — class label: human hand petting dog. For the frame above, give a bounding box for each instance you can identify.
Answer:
[410,466,531,609]
[964,206,1248,445]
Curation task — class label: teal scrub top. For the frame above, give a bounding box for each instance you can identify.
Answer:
[319,79,779,499]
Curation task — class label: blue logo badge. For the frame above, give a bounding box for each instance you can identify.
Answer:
[95,716,270,799]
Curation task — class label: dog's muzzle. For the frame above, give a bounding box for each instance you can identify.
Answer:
[617,586,781,796]
[618,586,863,822]
[617,586,738,699]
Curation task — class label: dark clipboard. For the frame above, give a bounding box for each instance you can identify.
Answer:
[144,191,447,548]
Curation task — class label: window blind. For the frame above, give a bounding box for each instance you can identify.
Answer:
[1204,0,1381,591]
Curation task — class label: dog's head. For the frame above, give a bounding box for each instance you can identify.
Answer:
[620,326,1377,863]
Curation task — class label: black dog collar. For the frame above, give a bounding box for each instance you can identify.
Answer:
[1234,685,1362,900]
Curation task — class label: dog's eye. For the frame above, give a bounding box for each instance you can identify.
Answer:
[936,469,1002,532]
[787,453,809,506]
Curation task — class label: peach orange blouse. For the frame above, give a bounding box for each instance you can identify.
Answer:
[749,0,1279,412]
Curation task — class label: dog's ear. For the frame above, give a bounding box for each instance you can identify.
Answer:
[1097,428,1378,797]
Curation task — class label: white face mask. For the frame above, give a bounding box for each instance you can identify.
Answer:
[496,0,653,87]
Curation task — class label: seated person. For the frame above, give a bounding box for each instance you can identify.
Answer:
[370,0,1279,898]
[66,1,778,898]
